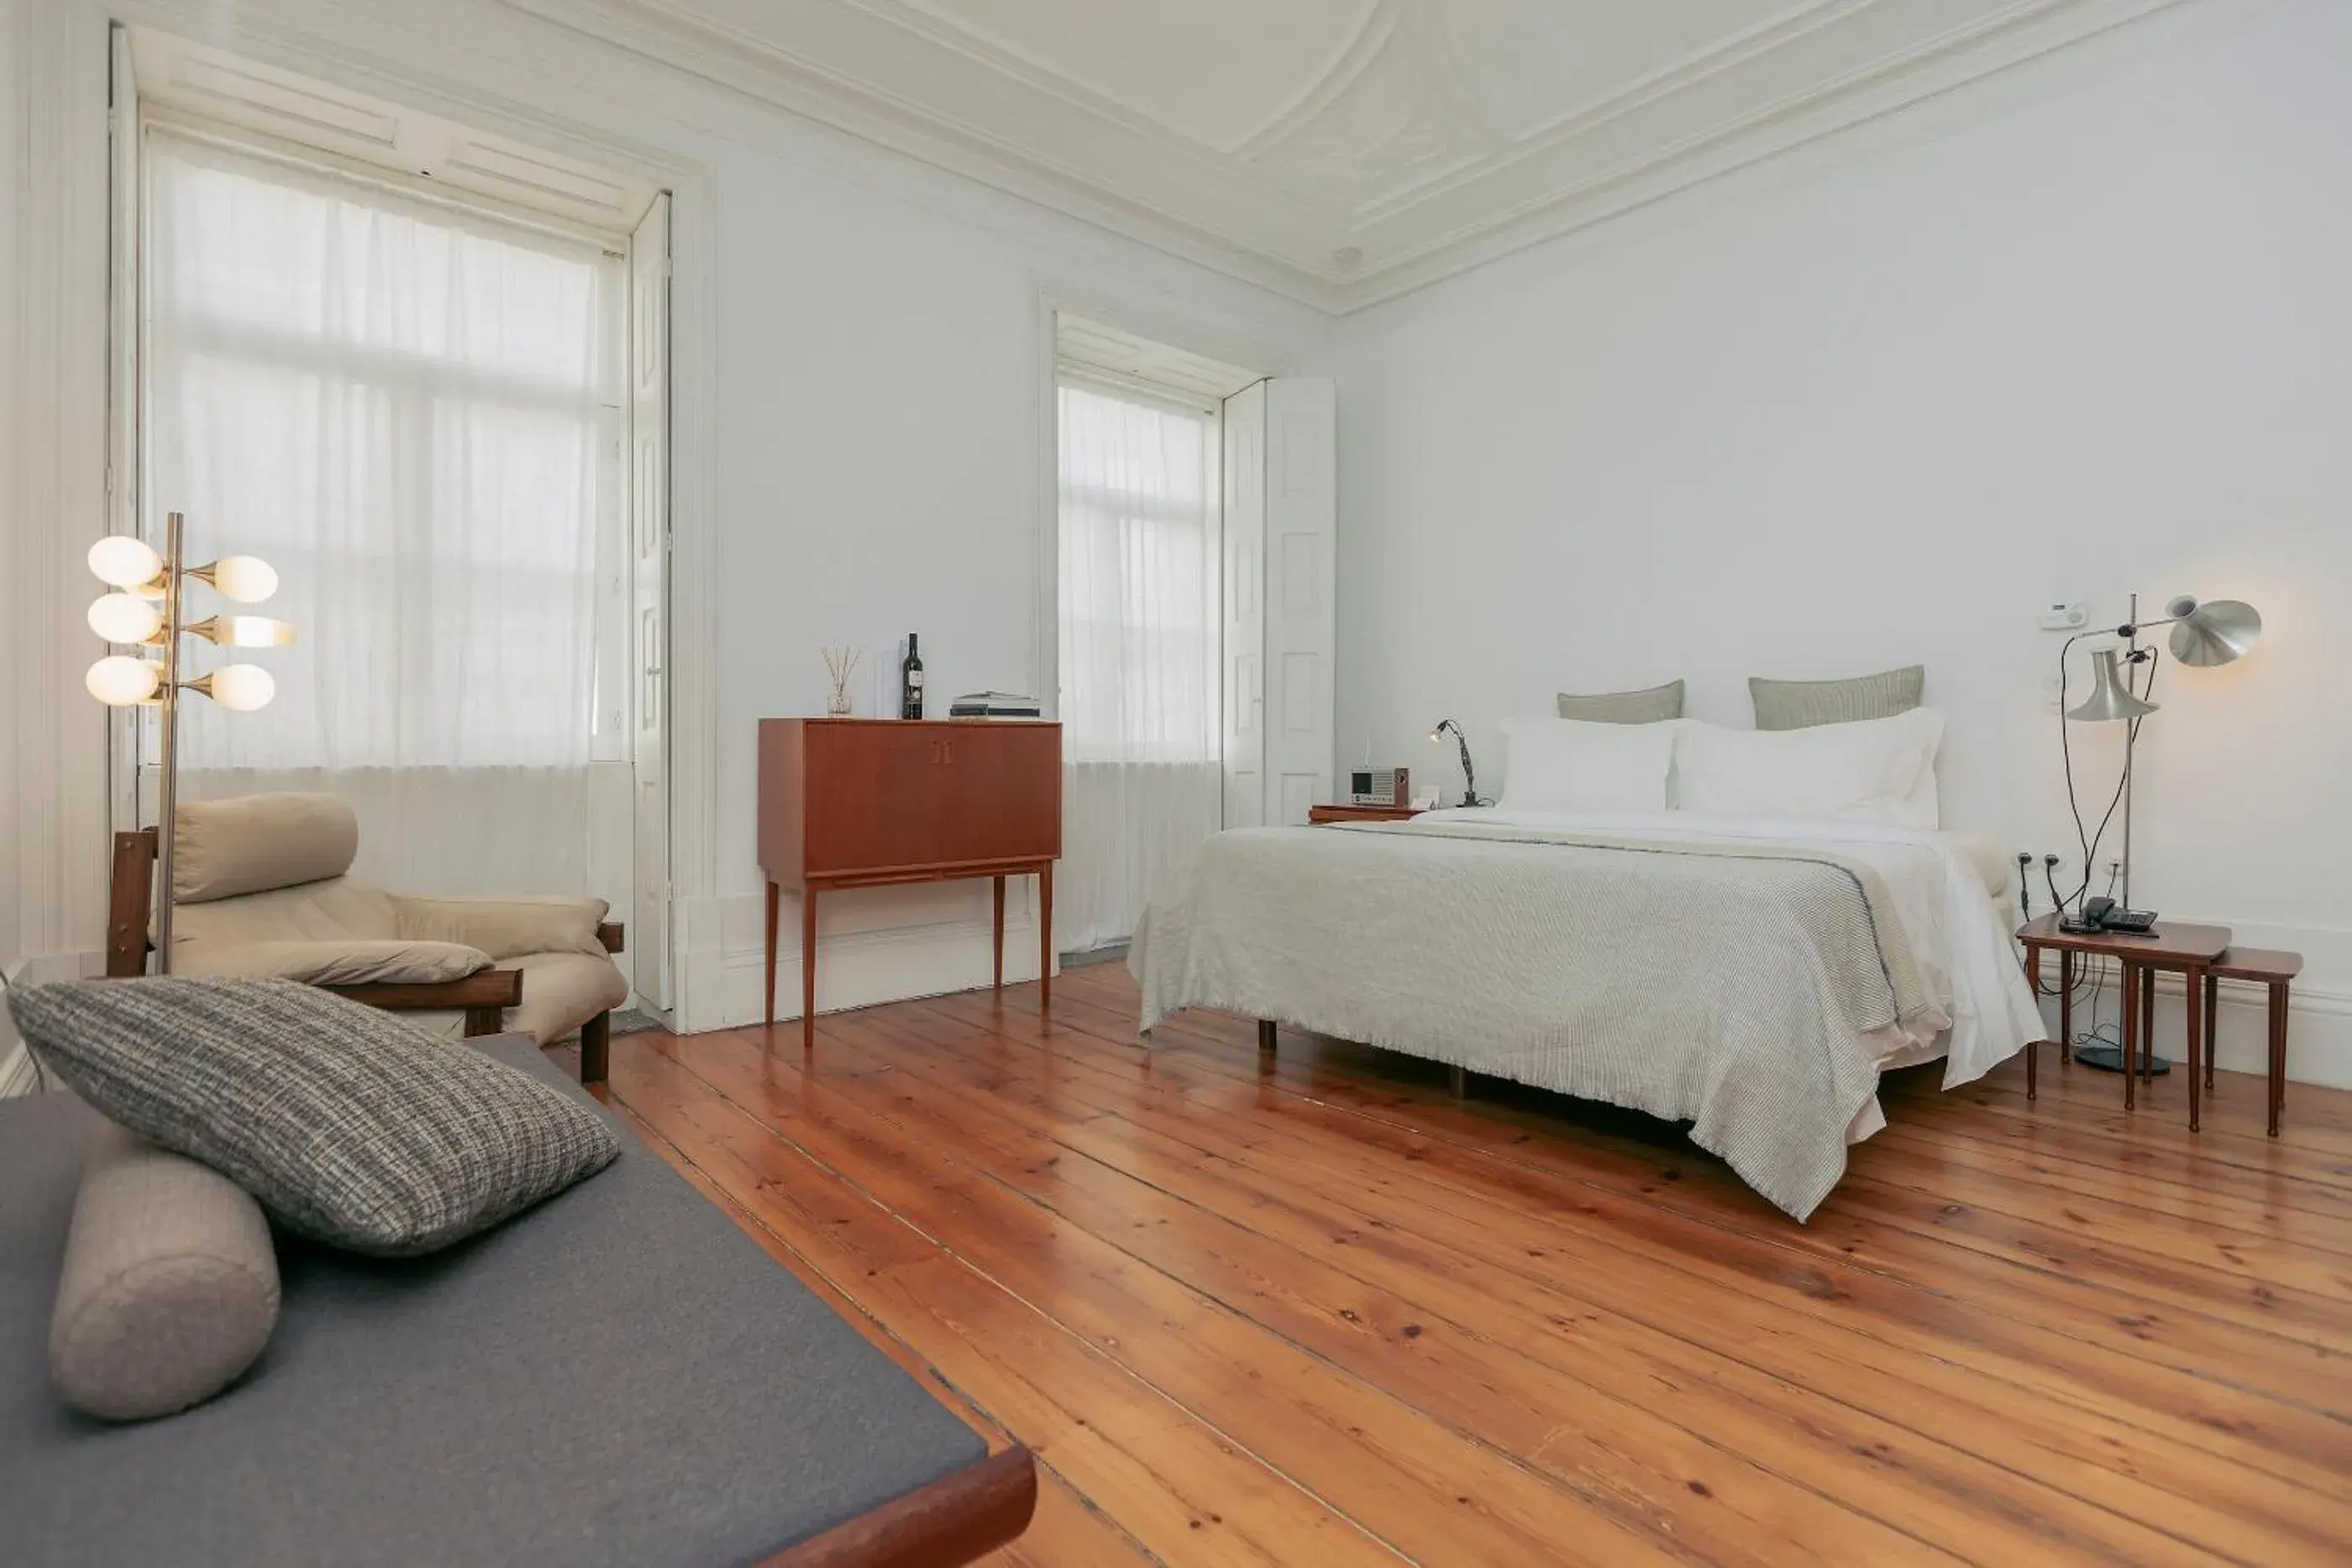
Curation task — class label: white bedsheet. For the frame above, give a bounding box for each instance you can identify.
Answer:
[1415,807,2044,1137]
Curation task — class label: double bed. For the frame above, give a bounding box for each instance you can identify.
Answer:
[1127,805,2042,1221]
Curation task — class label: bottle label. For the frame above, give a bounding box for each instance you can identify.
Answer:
[909,671,923,688]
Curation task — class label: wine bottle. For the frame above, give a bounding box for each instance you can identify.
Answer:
[900,633,924,720]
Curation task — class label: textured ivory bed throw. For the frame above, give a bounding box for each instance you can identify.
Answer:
[1128,820,1945,1220]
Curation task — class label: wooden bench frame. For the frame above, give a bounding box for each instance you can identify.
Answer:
[107,827,627,1080]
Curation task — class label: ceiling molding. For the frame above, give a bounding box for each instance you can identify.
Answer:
[491,0,2190,313]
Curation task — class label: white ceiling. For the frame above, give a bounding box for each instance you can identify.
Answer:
[505,0,2179,309]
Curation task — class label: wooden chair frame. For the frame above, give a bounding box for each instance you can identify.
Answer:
[107,827,627,1079]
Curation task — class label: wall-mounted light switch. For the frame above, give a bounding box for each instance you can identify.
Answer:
[2037,603,2089,632]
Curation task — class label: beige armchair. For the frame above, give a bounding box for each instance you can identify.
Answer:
[106,793,629,1082]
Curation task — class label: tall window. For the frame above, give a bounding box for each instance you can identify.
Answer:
[145,135,626,895]
[1055,378,1222,952]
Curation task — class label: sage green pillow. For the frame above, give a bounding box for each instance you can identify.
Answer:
[1555,679,1683,724]
[1749,666,1924,731]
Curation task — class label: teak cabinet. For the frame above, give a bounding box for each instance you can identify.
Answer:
[758,718,1062,1046]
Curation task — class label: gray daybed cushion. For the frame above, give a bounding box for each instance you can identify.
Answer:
[8,978,617,1256]
[50,1121,280,1422]
[0,1036,990,1568]
[1748,665,1924,731]
[1556,679,1683,723]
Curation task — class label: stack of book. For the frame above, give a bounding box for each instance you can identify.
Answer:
[948,690,1042,720]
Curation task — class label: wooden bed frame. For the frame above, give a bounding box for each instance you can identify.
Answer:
[106,826,626,1078]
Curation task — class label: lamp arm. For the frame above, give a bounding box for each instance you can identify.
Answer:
[1453,731,1478,803]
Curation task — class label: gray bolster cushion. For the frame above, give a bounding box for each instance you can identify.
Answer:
[50,1120,281,1422]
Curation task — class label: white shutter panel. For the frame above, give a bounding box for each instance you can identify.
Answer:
[1219,381,1266,829]
[1258,378,1336,826]
[108,26,144,836]
[627,193,673,1007]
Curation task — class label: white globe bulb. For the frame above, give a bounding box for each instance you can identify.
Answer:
[85,655,162,705]
[207,555,279,604]
[204,663,276,711]
[87,593,164,644]
[87,536,162,590]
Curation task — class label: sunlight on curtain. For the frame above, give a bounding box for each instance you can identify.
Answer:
[1056,379,1222,953]
[145,137,627,905]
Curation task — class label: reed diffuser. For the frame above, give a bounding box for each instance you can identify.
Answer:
[822,647,859,716]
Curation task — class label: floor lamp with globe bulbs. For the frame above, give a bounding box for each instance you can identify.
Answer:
[84,511,293,973]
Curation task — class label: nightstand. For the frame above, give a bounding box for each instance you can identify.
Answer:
[1307,804,1420,825]
[2017,914,2229,1130]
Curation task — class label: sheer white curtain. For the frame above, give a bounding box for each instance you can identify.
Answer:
[145,136,629,905]
[1056,379,1222,952]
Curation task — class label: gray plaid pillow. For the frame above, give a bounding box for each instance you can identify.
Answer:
[8,978,619,1257]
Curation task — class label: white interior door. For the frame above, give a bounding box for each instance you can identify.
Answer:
[1259,378,1336,826]
[627,192,672,1008]
[1219,381,1266,830]
[108,24,144,836]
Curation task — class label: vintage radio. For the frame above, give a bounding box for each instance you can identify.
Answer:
[1347,767,1410,808]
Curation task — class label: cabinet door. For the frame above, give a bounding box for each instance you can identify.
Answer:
[937,725,1061,863]
[802,724,955,874]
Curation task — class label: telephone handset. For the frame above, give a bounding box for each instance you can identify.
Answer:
[2064,895,2159,936]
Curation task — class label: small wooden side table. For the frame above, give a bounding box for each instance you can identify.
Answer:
[1306,804,1420,825]
[2203,948,2303,1137]
[2016,915,2230,1130]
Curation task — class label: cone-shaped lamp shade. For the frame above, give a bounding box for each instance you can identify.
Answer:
[87,592,163,644]
[87,535,161,590]
[2067,647,2160,722]
[86,655,162,705]
[2166,598,2261,669]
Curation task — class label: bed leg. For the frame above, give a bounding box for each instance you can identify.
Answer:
[1257,1019,1276,1059]
[1449,1063,1467,1101]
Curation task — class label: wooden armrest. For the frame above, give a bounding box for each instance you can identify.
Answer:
[763,1446,1037,1568]
[597,920,625,954]
[323,969,524,1011]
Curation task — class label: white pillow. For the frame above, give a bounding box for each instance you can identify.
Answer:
[1675,709,1945,827]
[1499,716,1679,814]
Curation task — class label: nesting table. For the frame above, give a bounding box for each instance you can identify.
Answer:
[2017,915,2230,1131]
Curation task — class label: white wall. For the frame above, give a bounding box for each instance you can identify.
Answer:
[2,0,1331,1043]
[1332,0,2352,1082]
[0,0,113,1092]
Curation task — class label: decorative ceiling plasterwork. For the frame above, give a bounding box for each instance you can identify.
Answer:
[496,0,2186,310]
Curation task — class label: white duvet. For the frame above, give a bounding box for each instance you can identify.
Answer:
[1414,806,2045,1141]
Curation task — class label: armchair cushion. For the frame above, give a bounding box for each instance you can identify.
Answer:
[173,794,360,904]
[171,876,399,949]
[392,895,612,962]
[169,939,492,988]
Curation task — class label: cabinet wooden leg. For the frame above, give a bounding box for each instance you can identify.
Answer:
[802,885,819,1052]
[2141,968,2156,1079]
[1449,1063,1467,1101]
[992,875,1006,992]
[1257,1019,1276,1058]
[2203,973,2218,1095]
[1037,863,1053,1022]
[764,880,780,1030]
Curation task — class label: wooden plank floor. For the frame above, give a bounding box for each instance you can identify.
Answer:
[599,966,2352,1566]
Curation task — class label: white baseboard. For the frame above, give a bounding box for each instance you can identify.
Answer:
[2036,973,2352,1090]
[0,951,105,1099]
[675,878,1054,1034]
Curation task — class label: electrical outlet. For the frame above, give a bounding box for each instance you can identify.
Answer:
[2037,602,2089,632]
